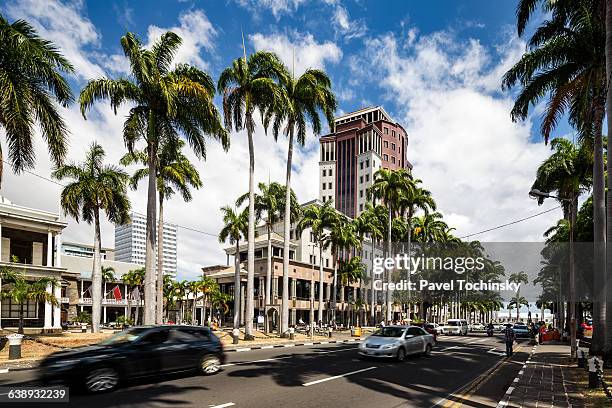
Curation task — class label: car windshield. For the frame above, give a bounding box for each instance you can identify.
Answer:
[372,327,405,337]
[446,321,458,326]
[514,325,527,330]
[99,327,150,345]
[425,324,434,329]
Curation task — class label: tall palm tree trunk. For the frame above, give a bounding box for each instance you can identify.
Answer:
[91,209,102,333]
[592,99,606,355]
[331,253,338,323]
[134,288,140,325]
[605,0,612,359]
[265,226,272,333]
[370,238,376,324]
[281,127,294,335]
[156,195,165,324]
[245,122,255,340]
[318,245,324,323]
[144,137,158,325]
[386,205,392,323]
[233,241,241,329]
[126,287,132,324]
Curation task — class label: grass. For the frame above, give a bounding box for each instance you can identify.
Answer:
[573,360,612,407]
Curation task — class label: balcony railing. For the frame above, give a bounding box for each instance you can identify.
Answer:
[60,297,70,304]
[79,298,140,306]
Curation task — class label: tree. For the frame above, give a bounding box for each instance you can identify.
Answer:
[355,203,385,324]
[0,16,74,183]
[338,256,365,325]
[328,217,361,323]
[368,168,414,321]
[53,142,130,332]
[509,295,529,321]
[412,212,453,243]
[218,50,285,339]
[122,267,145,325]
[219,205,248,329]
[297,200,337,323]
[101,266,116,283]
[236,182,299,330]
[0,266,58,333]
[266,66,336,335]
[80,31,227,325]
[121,139,202,323]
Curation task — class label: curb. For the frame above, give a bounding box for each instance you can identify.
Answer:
[0,365,40,373]
[496,344,538,408]
[226,337,363,353]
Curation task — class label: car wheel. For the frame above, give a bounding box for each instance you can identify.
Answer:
[200,355,221,375]
[396,347,406,362]
[85,367,119,393]
[424,344,432,357]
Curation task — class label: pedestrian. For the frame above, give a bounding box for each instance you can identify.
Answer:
[504,323,515,357]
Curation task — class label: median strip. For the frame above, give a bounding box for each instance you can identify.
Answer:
[225,338,364,353]
[209,403,235,408]
[302,366,377,387]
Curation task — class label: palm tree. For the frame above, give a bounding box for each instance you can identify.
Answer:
[236,182,300,329]
[328,217,361,324]
[80,31,227,325]
[412,212,453,243]
[53,143,130,332]
[355,203,385,324]
[0,266,58,333]
[509,295,529,321]
[172,280,189,324]
[188,279,201,325]
[368,168,413,321]
[101,266,116,304]
[0,16,74,183]
[338,256,365,325]
[121,139,202,323]
[297,200,337,323]
[218,50,286,339]
[219,206,248,329]
[122,267,145,325]
[267,66,337,335]
[199,276,218,325]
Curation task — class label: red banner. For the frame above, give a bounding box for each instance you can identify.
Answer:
[112,286,122,301]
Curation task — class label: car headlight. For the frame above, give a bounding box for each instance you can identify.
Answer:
[358,342,366,349]
[381,342,399,350]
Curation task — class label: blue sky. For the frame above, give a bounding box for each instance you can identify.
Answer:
[0,0,567,280]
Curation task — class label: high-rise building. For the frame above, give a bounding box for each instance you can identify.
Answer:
[319,106,411,218]
[61,241,114,260]
[114,212,178,279]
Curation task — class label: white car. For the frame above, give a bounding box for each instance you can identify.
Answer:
[358,326,436,361]
[440,319,469,335]
[470,323,485,332]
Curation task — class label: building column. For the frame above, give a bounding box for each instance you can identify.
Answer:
[44,283,53,330]
[103,306,107,324]
[290,279,297,326]
[0,222,2,329]
[55,232,62,268]
[47,231,53,267]
[240,284,245,326]
[53,284,61,329]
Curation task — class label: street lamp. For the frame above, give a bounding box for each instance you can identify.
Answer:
[529,188,577,359]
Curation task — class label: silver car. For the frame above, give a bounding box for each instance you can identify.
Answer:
[358,326,435,361]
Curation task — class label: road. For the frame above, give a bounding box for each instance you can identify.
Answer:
[0,333,532,408]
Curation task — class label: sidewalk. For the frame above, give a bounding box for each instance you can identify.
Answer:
[498,343,584,408]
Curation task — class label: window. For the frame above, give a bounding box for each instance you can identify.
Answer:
[328,182,332,189]
[322,183,326,190]
[1,298,38,318]
[328,196,332,202]
[366,174,370,182]
[323,169,327,177]
[310,232,316,243]
[360,161,363,170]
[391,157,396,164]
[359,175,363,184]
[384,127,388,134]
[329,169,333,177]
[392,130,396,138]
[383,154,388,161]
[366,159,370,168]
[325,259,329,267]
[359,190,363,198]
[384,141,388,148]
[392,143,396,151]
[359,203,363,212]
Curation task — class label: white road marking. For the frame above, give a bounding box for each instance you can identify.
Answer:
[0,368,8,374]
[487,348,506,356]
[235,348,251,352]
[304,342,314,345]
[209,403,235,408]
[283,344,295,348]
[260,345,274,349]
[302,366,377,387]
[221,345,357,367]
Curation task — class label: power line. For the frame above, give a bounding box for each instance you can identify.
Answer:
[459,205,562,239]
[5,160,562,241]
[3,160,220,239]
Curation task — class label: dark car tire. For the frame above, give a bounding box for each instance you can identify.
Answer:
[200,355,222,375]
[84,367,119,393]
[396,347,406,362]
[423,344,432,357]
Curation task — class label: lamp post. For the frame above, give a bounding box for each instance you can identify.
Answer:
[529,188,577,359]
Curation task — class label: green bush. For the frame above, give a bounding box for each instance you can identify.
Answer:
[75,311,92,324]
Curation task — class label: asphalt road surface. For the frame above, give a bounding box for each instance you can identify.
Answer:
[0,333,533,408]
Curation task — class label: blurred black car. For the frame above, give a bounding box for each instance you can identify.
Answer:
[39,325,225,393]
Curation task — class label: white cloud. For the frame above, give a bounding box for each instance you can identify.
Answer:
[4,0,104,80]
[353,29,559,241]
[145,9,217,70]
[250,31,342,76]
[235,0,307,19]
[332,5,367,40]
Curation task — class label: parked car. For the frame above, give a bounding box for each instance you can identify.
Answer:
[581,319,593,331]
[358,326,435,361]
[39,325,225,393]
[512,324,531,338]
[440,319,469,335]
[470,323,485,332]
[423,323,441,340]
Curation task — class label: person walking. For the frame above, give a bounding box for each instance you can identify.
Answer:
[504,323,515,357]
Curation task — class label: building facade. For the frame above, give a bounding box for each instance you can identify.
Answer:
[62,241,114,260]
[114,212,178,279]
[319,106,412,218]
